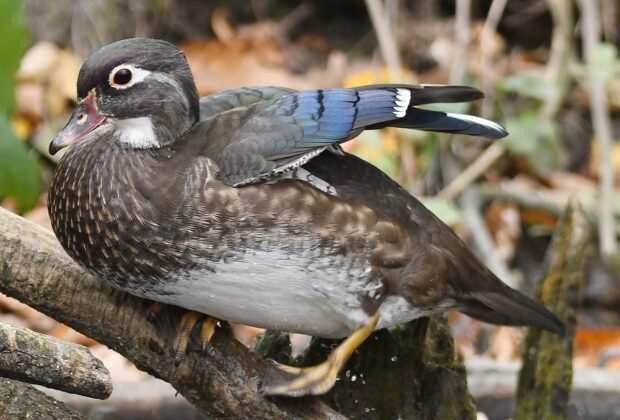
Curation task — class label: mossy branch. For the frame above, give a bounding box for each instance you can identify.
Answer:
[514,200,590,419]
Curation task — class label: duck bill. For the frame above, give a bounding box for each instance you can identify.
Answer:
[49,91,106,155]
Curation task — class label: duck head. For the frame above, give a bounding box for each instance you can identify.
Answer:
[50,38,200,155]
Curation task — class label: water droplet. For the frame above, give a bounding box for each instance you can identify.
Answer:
[391,356,398,362]
[351,375,357,382]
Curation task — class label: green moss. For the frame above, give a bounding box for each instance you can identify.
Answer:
[514,202,588,420]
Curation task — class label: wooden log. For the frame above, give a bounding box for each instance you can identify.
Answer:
[326,316,476,419]
[514,200,590,419]
[0,377,85,419]
[0,321,111,399]
[259,317,476,419]
[0,207,343,419]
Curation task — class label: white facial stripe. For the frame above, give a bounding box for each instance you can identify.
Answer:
[151,72,189,105]
[393,88,411,118]
[110,117,158,148]
[109,64,151,90]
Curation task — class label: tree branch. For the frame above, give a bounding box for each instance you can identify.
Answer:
[0,207,343,419]
[364,0,403,81]
[0,377,85,419]
[578,0,617,258]
[0,321,111,399]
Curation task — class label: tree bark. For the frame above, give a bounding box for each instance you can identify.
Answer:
[0,378,85,419]
[514,200,589,419]
[0,207,343,419]
[258,317,476,419]
[325,316,476,419]
[0,321,112,399]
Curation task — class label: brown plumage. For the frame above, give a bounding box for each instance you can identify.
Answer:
[48,38,563,396]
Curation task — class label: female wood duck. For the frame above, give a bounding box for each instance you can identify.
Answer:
[48,38,564,397]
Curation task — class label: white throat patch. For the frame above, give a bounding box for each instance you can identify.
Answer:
[111,117,158,148]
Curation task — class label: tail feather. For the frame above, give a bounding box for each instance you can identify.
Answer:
[459,287,565,336]
[358,84,484,105]
[385,108,508,139]
[351,85,508,139]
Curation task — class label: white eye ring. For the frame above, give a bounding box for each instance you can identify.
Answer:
[108,64,151,90]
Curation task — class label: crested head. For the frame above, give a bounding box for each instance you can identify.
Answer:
[50,38,200,154]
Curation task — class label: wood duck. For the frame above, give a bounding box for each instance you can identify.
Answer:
[48,38,564,397]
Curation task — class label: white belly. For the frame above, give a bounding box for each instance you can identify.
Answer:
[134,249,438,338]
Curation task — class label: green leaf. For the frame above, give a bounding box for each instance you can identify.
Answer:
[591,43,618,69]
[0,1,39,212]
[0,0,28,111]
[419,196,461,227]
[0,114,40,212]
[502,111,561,176]
[591,43,619,81]
[498,73,557,102]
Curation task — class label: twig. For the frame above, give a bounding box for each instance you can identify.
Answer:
[439,141,505,201]
[0,321,111,399]
[542,0,574,119]
[0,208,342,419]
[364,0,403,81]
[600,0,618,43]
[0,377,85,419]
[277,2,314,37]
[440,0,503,201]
[476,184,566,215]
[440,0,575,201]
[365,1,420,190]
[461,189,518,288]
[450,0,471,85]
[480,0,508,118]
[578,0,617,258]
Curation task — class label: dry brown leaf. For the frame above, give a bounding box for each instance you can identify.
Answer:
[182,39,337,95]
[0,293,58,333]
[574,329,620,369]
[46,50,81,118]
[48,323,98,347]
[211,9,237,45]
[487,326,523,362]
[15,82,45,123]
[485,201,521,262]
[449,313,481,361]
[17,41,62,83]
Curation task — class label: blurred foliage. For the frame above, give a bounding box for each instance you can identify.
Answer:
[0,0,40,212]
[590,42,619,81]
[503,111,561,176]
[420,196,461,226]
[499,73,558,103]
[497,73,562,176]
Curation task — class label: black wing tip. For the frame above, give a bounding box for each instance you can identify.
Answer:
[465,287,566,337]
[544,314,567,337]
[486,124,509,139]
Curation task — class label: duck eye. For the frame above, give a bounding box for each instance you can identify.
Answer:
[112,68,132,86]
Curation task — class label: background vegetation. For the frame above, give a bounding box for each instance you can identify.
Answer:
[0,0,618,418]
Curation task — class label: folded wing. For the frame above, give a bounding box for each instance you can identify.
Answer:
[193,84,508,186]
